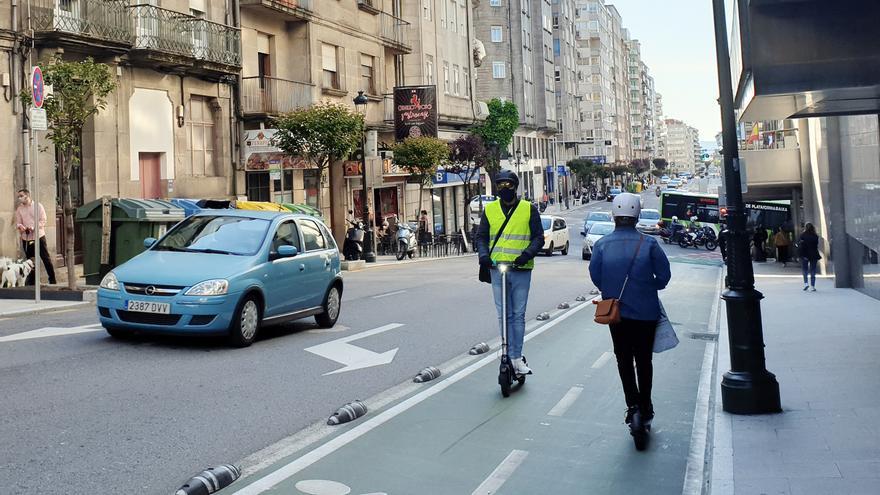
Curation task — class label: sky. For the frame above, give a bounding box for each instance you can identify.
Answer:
[607,0,722,144]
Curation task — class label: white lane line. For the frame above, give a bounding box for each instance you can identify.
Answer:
[591,351,613,369]
[228,300,592,495]
[547,386,584,417]
[470,450,529,495]
[0,324,103,343]
[372,290,407,299]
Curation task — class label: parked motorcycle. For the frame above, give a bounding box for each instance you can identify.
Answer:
[342,218,365,261]
[396,220,418,260]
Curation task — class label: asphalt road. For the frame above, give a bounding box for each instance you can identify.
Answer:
[0,189,718,494]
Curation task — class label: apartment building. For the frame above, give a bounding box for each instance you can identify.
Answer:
[654,92,666,161]
[664,118,699,174]
[552,0,580,167]
[626,39,656,161]
[474,0,559,200]
[0,0,240,262]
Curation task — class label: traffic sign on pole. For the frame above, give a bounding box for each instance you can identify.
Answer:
[31,66,45,109]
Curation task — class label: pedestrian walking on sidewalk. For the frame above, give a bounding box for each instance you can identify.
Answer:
[753,225,768,262]
[773,227,791,267]
[14,189,57,285]
[797,223,821,291]
[476,170,545,376]
[589,193,671,428]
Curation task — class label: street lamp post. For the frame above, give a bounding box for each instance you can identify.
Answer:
[353,91,376,263]
[711,0,780,414]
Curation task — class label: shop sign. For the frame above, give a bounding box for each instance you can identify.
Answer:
[344,161,362,177]
[394,85,438,141]
[243,129,312,171]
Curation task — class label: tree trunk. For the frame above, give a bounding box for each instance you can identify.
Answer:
[61,153,77,289]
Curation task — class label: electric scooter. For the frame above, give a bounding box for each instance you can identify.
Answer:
[629,408,650,451]
[497,263,528,398]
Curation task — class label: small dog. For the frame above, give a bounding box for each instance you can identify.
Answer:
[1,259,34,288]
[0,257,13,288]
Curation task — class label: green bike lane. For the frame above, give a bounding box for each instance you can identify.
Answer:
[221,262,720,495]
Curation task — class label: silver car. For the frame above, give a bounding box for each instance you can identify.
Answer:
[582,211,612,236]
[636,209,662,234]
[582,221,615,260]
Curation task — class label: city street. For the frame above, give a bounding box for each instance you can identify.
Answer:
[0,192,726,494]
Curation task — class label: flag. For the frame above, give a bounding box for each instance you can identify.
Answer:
[746,123,760,144]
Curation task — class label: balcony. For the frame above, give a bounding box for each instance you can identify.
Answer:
[739,128,802,188]
[241,77,314,116]
[129,4,240,75]
[26,0,133,48]
[240,0,312,21]
[358,0,381,15]
[379,12,411,54]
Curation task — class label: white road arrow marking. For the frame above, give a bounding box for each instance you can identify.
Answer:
[304,323,404,376]
[0,324,103,343]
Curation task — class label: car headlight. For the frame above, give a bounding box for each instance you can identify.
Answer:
[100,272,119,291]
[185,279,229,296]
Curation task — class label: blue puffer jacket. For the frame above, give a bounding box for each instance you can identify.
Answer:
[588,226,671,321]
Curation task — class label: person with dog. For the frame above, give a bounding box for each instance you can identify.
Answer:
[15,188,56,285]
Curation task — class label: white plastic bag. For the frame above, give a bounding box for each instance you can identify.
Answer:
[653,301,679,353]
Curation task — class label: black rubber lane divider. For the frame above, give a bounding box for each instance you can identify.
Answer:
[469,342,490,355]
[558,302,571,309]
[175,464,241,495]
[327,400,368,425]
[413,366,441,383]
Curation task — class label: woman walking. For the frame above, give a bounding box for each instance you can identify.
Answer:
[798,223,821,291]
[773,227,791,267]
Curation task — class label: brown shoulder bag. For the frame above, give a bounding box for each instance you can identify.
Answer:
[593,235,644,325]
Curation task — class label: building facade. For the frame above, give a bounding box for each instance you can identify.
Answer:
[665,118,699,174]
[552,0,580,167]
[1,0,240,262]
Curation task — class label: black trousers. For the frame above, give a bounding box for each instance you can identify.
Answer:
[609,318,657,412]
[22,237,57,285]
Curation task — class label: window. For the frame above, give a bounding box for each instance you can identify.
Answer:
[453,64,460,95]
[443,61,450,93]
[423,0,432,21]
[426,54,435,85]
[553,39,560,56]
[554,68,560,82]
[189,96,216,176]
[492,61,506,79]
[463,68,469,96]
[299,220,327,251]
[490,0,501,5]
[449,0,457,32]
[360,54,375,94]
[271,221,301,254]
[490,26,502,42]
[322,43,340,89]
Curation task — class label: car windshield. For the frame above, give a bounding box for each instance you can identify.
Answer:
[640,210,660,220]
[541,217,552,229]
[154,215,270,256]
[589,223,615,235]
[588,212,612,221]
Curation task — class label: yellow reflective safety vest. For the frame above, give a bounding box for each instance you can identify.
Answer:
[486,199,534,269]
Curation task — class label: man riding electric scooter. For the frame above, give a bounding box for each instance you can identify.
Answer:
[477,170,545,380]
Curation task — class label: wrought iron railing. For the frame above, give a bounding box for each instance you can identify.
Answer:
[242,77,313,115]
[379,12,410,51]
[129,4,240,67]
[256,0,312,12]
[26,0,132,45]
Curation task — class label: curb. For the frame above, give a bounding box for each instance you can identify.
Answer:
[361,253,477,270]
[0,300,94,318]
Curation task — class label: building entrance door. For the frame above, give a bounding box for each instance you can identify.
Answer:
[139,153,162,199]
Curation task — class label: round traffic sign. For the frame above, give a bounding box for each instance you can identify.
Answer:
[32,67,44,108]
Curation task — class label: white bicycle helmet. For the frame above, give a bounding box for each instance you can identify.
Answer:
[612,192,641,218]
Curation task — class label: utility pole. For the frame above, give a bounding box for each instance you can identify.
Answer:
[711,0,781,414]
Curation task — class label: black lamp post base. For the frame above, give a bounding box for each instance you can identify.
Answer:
[362,231,377,263]
[721,370,781,414]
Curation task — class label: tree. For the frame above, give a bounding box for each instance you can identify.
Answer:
[651,169,665,178]
[272,102,364,215]
[629,158,650,175]
[652,158,669,171]
[448,134,489,227]
[567,158,596,185]
[472,98,519,180]
[392,137,449,220]
[20,57,116,289]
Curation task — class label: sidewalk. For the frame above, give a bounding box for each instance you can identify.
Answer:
[710,276,880,494]
[0,298,92,318]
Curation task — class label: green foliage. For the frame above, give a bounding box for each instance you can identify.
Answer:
[272,101,364,172]
[392,136,449,187]
[473,98,519,174]
[652,158,669,170]
[651,169,664,178]
[567,158,596,183]
[20,56,116,176]
[629,158,650,174]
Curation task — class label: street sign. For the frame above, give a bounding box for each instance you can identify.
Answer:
[31,66,44,108]
[29,107,47,131]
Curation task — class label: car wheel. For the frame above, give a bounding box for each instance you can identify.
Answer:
[561,241,569,256]
[315,285,341,328]
[228,295,260,348]
[545,242,554,256]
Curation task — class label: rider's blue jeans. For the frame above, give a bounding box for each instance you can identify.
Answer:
[490,268,532,359]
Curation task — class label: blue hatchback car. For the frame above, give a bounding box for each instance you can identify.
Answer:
[96,210,343,347]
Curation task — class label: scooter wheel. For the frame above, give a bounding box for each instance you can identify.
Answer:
[678,237,689,249]
[499,366,512,398]
[633,430,649,451]
[517,374,526,385]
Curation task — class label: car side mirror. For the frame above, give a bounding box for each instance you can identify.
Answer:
[277,245,298,258]
[580,232,586,237]
[144,237,157,249]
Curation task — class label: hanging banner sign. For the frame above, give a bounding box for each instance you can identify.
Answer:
[394,85,438,141]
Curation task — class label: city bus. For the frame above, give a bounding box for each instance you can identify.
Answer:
[659,191,791,233]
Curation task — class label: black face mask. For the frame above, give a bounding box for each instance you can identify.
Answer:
[498,188,516,203]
